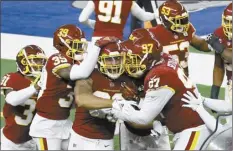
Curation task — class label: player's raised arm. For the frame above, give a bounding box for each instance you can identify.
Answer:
[131,1,157,22]
[79,0,96,29]
[210,53,225,99]
[52,25,119,80]
[54,43,100,80]
[204,98,232,113]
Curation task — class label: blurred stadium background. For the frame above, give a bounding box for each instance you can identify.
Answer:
[1,0,230,149]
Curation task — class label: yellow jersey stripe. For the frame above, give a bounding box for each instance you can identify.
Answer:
[39,138,45,150]
[161,86,176,93]
[190,131,201,150]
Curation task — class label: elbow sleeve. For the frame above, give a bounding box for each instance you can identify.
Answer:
[5,86,36,106]
[70,44,100,80]
[79,1,95,23]
[79,16,86,23]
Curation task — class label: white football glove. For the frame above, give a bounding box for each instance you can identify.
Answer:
[89,108,112,119]
[150,120,164,140]
[111,99,138,121]
[106,112,118,123]
[181,90,205,112]
[89,108,118,123]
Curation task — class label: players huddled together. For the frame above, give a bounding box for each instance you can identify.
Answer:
[0,0,232,150]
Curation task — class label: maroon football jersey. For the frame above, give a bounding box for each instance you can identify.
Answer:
[1,72,37,144]
[73,69,135,139]
[149,24,196,76]
[93,0,133,39]
[214,26,232,81]
[144,56,204,133]
[36,53,74,120]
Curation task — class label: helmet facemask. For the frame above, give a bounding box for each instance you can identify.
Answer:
[59,37,88,61]
[222,14,232,40]
[125,53,147,78]
[16,49,47,77]
[98,52,125,80]
[163,12,190,36]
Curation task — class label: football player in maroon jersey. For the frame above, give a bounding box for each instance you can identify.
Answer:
[29,24,119,150]
[119,29,172,150]
[147,0,212,76]
[112,37,212,149]
[208,3,232,114]
[1,45,47,150]
[79,0,158,42]
[69,41,137,150]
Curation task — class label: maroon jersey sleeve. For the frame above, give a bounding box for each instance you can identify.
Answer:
[214,26,232,48]
[214,27,225,39]
[1,72,31,93]
[188,23,196,39]
[47,53,73,78]
[144,60,185,94]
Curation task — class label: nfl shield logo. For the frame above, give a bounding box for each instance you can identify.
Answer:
[110,82,115,87]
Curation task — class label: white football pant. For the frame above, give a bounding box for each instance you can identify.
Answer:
[29,114,72,150]
[68,129,114,150]
[119,122,171,150]
[225,80,232,123]
[173,125,211,150]
[33,137,69,150]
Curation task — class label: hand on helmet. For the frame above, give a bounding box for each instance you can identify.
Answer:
[206,34,225,54]
[181,91,205,112]
[95,36,120,48]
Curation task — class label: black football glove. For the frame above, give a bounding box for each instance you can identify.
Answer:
[206,34,225,54]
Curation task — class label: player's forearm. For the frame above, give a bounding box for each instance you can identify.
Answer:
[123,88,174,125]
[196,105,223,132]
[131,2,155,21]
[76,94,113,110]
[83,19,96,29]
[203,97,232,113]
[221,48,232,64]
[191,36,211,52]
[70,44,100,80]
[79,0,95,23]
[5,86,37,106]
